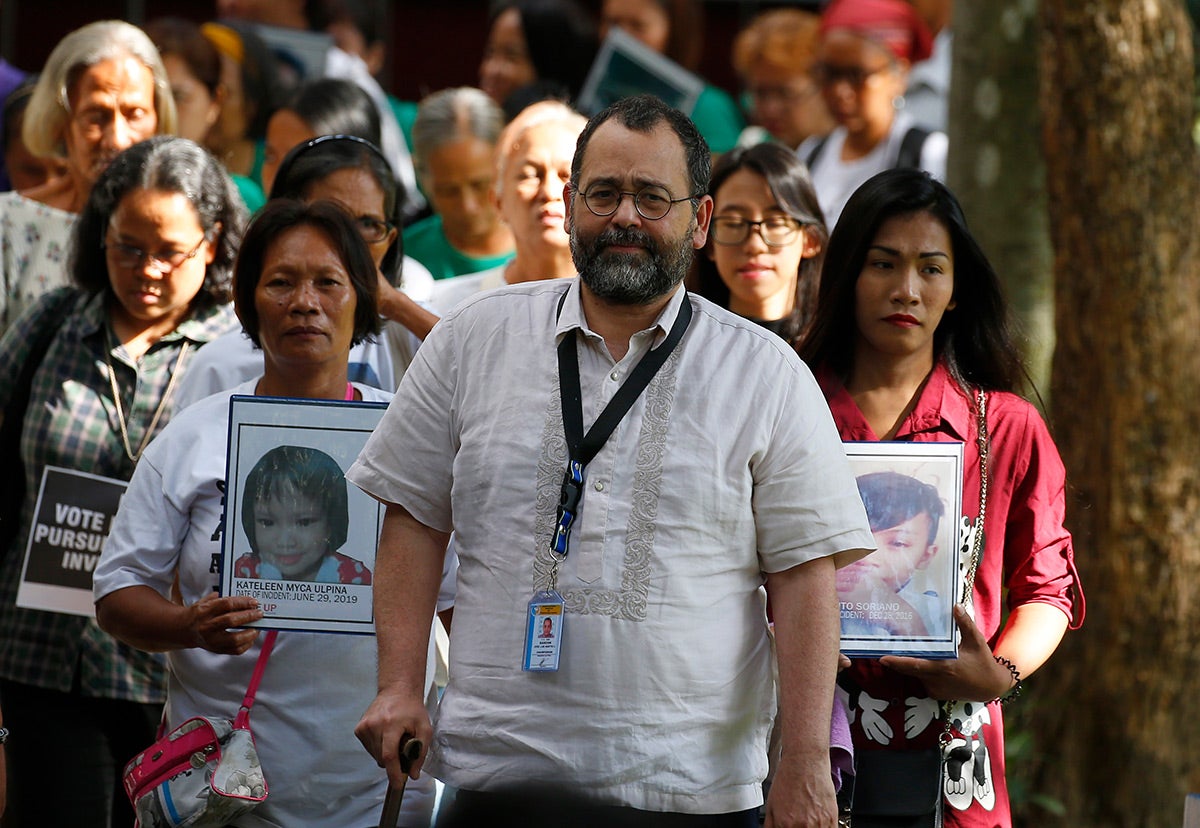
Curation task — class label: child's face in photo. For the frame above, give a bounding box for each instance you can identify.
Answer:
[253,484,331,581]
[841,511,938,592]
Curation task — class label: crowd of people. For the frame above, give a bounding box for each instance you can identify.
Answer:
[0,2,1084,827]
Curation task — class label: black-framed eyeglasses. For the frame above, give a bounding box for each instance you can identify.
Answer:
[581,184,698,221]
[811,61,891,89]
[354,215,394,243]
[103,233,208,274]
[711,216,804,247]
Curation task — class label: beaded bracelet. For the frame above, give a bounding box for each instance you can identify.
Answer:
[993,655,1023,705]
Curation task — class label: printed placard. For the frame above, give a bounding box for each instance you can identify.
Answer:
[576,27,704,117]
[221,395,386,634]
[840,442,964,659]
[16,466,128,617]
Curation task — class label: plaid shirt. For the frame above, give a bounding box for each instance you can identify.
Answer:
[0,287,236,701]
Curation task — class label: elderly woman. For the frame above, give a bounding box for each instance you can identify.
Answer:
[431,100,585,312]
[94,199,449,828]
[0,20,177,333]
[800,0,948,228]
[0,136,243,827]
[403,86,515,280]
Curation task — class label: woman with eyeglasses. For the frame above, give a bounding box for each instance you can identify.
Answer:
[0,136,243,827]
[800,0,947,228]
[693,142,827,347]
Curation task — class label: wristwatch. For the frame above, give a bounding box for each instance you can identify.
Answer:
[0,726,8,745]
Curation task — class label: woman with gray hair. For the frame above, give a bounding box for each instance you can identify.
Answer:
[0,20,177,334]
[0,135,242,827]
[402,86,515,280]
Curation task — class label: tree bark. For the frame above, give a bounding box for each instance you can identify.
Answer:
[1031,1,1200,825]
[948,0,1054,399]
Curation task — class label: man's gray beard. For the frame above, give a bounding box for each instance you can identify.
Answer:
[569,222,694,306]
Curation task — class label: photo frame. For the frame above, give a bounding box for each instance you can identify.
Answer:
[839,441,964,658]
[576,27,704,117]
[220,395,386,634]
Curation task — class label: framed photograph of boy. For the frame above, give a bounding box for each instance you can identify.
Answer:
[839,442,964,658]
[220,395,387,634]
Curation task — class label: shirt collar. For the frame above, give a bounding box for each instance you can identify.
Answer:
[66,291,236,347]
[553,278,687,349]
[819,359,971,441]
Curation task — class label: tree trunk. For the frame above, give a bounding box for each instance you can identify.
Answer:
[947,0,1054,399]
[1030,1,1200,825]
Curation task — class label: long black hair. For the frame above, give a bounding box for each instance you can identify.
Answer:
[694,142,827,345]
[797,168,1025,393]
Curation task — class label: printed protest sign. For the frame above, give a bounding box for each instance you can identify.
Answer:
[16,466,127,617]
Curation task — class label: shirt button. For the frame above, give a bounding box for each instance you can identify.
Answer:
[610,371,620,381]
[594,481,605,492]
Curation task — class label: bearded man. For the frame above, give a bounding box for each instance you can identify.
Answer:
[348,94,874,828]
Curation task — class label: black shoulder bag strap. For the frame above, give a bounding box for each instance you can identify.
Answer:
[895,126,933,170]
[805,135,831,170]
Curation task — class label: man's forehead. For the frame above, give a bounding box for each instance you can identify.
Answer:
[576,119,689,187]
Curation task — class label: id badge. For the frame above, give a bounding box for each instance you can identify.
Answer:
[523,589,564,672]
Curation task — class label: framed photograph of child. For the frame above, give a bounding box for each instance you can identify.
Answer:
[839,441,964,658]
[220,395,387,634]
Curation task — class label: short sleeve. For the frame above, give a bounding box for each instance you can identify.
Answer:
[346,314,459,533]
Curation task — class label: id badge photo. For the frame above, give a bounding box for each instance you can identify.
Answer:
[523,589,564,672]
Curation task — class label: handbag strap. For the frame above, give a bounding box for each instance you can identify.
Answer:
[234,629,279,728]
[960,389,990,602]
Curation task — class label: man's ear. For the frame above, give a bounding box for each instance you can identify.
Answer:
[691,194,714,250]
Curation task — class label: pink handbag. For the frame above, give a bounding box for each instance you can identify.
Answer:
[122,630,278,828]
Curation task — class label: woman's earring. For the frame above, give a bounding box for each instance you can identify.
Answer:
[892,94,907,111]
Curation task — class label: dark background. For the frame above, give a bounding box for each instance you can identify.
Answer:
[0,0,822,104]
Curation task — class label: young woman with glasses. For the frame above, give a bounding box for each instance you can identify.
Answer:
[693,142,827,347]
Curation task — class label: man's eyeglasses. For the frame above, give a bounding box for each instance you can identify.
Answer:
[811,61,891,89]
[711,216,803,247]
[103,234,208,274]
[582,184,697,221]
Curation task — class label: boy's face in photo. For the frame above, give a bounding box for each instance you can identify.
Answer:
[253,483,331,581]
[842,511,938,592]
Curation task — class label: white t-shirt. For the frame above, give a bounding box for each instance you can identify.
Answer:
[95,380,453,828]
[800,113,948,230]
[428,264,506,316]
[347,279,874,813]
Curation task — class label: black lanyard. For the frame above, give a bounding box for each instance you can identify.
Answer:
[551,290,693,557]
